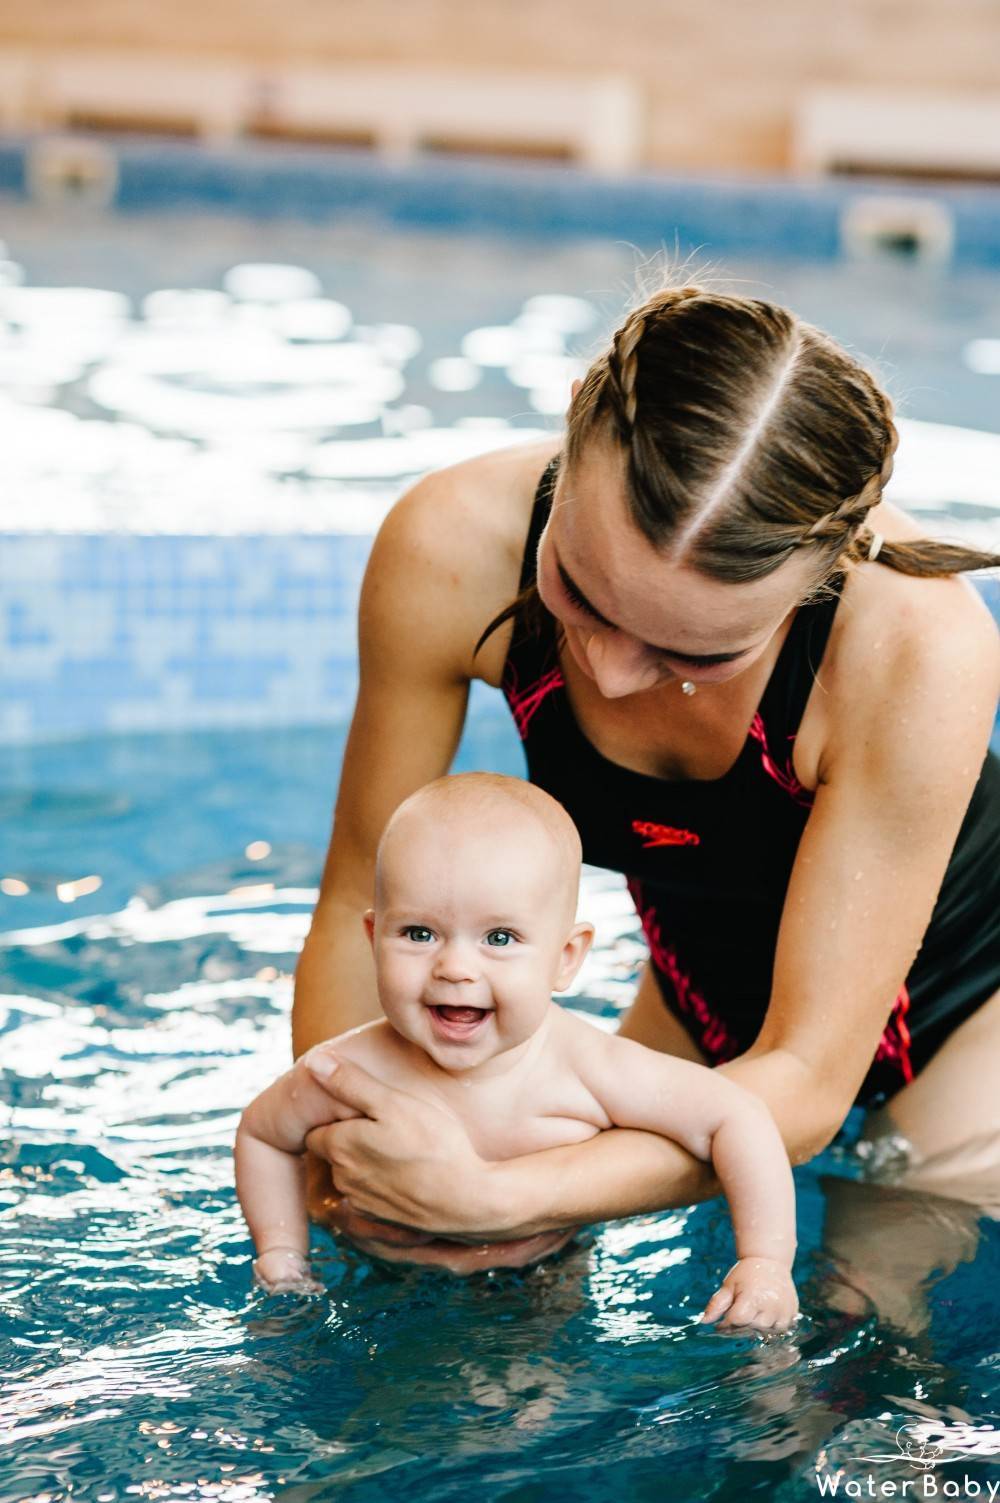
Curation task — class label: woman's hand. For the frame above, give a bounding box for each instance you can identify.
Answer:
[302,1054,511,1241]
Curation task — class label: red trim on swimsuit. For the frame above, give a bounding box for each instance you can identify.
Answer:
[748,713,814,808]
[631,820,701,849]
[627,876,739,1061]
[872,983,915,1084]
[502,662,565,741]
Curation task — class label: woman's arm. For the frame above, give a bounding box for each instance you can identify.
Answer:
[302,581,1000,1238]
[299,1046,815,1238]
[292,457,518,1055]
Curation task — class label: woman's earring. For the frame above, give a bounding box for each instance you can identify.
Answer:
[681,680,696,696]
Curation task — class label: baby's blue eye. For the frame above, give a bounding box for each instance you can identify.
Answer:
[485,930,515,947]
[402,926,434,943]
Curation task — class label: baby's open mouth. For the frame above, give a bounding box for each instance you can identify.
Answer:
[426,1003,493,1037]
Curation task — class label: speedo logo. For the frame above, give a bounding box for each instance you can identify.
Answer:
[631,820,701,848]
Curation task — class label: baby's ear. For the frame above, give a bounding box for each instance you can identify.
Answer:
[362,909,376,946]
[553,921,595,992]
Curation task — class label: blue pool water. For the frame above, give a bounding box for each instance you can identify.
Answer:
[2,165,1000,1500]
[2,724,1000,1502]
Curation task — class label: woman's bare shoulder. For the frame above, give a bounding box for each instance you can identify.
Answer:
[369,435,561,684]
[815,504,1000,773]
[390,434,559,555]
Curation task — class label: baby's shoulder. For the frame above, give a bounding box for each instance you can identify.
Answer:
[548,1003,619,1067]
[323,1018,396,1069]
[323,1018,437,1094]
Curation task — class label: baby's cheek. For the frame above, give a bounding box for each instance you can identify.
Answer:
[378,955,424,1007]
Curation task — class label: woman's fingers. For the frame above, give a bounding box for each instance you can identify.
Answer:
[301,1051,390,1119]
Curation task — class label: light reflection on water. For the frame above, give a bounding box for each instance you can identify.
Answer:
[2,203,1000,544]
[1,200,999,1499]
[1,726,998,1503]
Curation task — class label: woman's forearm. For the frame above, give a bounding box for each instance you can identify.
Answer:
[482,1046,834,1239]
[486,1126,721,1237]
[292,896,381,1056]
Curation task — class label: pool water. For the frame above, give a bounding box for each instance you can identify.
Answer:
[2,186,1000,1499]
[2,723,999,1503]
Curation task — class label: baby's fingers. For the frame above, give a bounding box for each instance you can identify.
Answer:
[699,1285,735,1324]
[718,1291,767,1329]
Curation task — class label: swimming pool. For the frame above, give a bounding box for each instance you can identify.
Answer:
[2,149,1000,1501]
[3,725,1000,1502]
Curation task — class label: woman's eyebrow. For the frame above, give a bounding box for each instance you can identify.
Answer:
[555,558,751,664]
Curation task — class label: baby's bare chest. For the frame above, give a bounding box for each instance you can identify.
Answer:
[339,1018,613,1160]
[450,1072,612,1161]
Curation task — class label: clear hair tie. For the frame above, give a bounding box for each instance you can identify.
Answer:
[867,531,885,562]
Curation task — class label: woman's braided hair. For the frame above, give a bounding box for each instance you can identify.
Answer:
[476,284,1000,655]
[584,284,1000,578]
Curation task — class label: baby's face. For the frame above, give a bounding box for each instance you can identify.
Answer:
[367,811,586,1070]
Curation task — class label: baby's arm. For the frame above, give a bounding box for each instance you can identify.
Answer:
[576,1028,798,1331]
[235,1042,363,1292]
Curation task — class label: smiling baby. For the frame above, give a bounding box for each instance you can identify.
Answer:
[234,772,799,1331]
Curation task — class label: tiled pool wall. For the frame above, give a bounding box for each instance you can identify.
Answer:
[3,139,1000,743]
[0,532,380,741]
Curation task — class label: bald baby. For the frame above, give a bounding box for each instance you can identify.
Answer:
[376,772,583,932]
[236,771,800,1335]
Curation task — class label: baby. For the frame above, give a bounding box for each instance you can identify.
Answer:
[235,772,799,1332]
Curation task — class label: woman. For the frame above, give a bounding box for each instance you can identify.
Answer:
[293,286,1000,1277]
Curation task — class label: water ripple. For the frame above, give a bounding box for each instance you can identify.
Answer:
[0,728,997,1501]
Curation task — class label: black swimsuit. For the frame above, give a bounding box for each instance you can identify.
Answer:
[500,456,1000,1108]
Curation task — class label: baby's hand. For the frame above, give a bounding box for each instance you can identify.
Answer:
[699,1257,799,1333]
[252,1246,325,1297]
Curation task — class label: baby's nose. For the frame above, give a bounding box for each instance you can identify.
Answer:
[432,939,478,983]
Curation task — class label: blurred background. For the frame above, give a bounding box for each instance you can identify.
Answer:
[3,0,1000,173]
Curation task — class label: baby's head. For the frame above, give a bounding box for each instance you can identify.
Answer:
[363,773,593,1071]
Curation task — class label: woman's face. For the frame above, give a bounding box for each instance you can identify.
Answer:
[535,440,822,700]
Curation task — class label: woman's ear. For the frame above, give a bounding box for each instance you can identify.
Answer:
[570,377,582,402]
[553,921,595,992]
[362,908,376,947]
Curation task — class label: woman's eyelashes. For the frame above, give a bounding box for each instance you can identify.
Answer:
[561,575,599,620]
[559,572,750,672]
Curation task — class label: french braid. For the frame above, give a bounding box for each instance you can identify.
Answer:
[474,283,1000,658]
[802,387,900,548]
[609,286,702,439]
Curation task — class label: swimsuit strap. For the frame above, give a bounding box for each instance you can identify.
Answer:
[757,577,845,743]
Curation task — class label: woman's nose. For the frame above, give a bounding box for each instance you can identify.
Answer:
[582,630,661,699]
